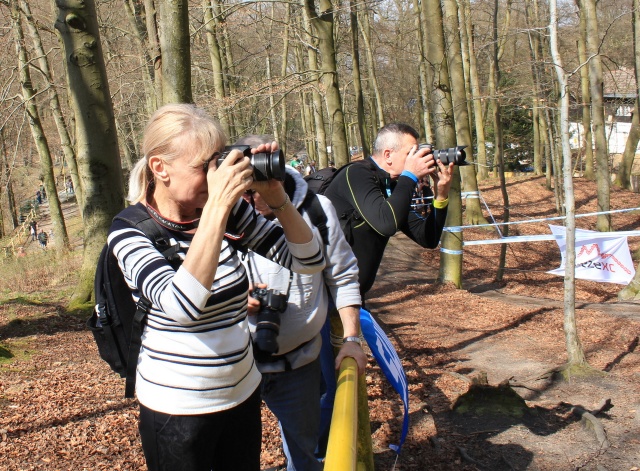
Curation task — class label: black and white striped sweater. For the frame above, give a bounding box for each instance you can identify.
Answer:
[108,200,325,415]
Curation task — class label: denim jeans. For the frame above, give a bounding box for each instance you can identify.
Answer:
[316,314,337,459]
[261,357,323,471]
[138,388,262,471]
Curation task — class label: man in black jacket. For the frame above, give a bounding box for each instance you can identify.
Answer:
[323,123,454,300]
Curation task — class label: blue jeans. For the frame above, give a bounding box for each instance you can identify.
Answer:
[261,357,323,471]
[316,313,337,459]
[138,388,262,471]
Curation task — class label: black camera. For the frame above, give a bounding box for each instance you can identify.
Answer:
[211,145,285,181]
[250,287,288,355]
[419,144,468,166]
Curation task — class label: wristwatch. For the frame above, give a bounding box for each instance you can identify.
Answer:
[343,336,362,345]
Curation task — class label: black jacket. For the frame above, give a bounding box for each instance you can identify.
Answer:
[323,158,448,298]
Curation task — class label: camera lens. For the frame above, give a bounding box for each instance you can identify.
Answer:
[254,310,281,354]
[215,146,286,181]
[251,150,285,181]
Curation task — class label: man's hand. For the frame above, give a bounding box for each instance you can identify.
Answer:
[247,283,267,316]
[431,160,454,201]
[335,341,367,375]
[403,145,436,180]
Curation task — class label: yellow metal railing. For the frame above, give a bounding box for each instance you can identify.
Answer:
[324,357,359,470]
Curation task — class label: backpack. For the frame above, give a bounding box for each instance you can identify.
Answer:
[304,167,337,195]
[86,205,181,398]
[299,189,329,246]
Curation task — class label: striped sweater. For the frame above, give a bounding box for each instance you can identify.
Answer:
[108,200,325,415]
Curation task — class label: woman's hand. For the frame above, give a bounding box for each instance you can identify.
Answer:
[206,148,254,210]
[249,141,287,207]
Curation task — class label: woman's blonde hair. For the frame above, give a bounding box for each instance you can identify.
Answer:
[127,104,227,203]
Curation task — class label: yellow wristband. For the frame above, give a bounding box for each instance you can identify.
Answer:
[433,198,449,209]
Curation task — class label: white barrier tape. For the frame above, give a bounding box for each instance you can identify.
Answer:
[444,206,640,232]
[440,247,464,254]
[442,227,463,233]
[462,230,640,246]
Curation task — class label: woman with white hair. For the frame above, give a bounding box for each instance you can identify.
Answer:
[109,103,325,471]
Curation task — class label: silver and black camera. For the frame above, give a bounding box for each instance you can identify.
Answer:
[419,144,468,166]
[204,145,286,181]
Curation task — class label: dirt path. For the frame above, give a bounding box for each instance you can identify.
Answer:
[376,233,640,320]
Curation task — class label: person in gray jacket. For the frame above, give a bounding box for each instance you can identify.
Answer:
[241,151,367,470]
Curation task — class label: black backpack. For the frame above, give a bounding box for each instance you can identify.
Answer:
[304,167,338,195]
[86,205,181,398]
[299,189,329,246]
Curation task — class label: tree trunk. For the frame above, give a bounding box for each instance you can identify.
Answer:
[20,0,83,211]
[1,127,19,230]
[55,0,125,308]
[204,0,231,136]
[614,98,639,189]
[581,0,611,232]
[456,0,474,136]
[442,0,488,226]
[158,0,191,104]
[301,4,329,167]
[349,0,369,158]
[422,0,463,288]
[415,0,433,142]
[549,0,588,367]
[144,0,163,107]
[464,15,489,180]
[489,0,509,282]
[303,0,349,167]
[358,7,385,130]
[279,4,291,158]
[12,0,69,251]
[122,0,158,115]
[575,0,595,179]
[524,0,545,177]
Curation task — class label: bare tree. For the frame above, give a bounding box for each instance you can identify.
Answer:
[349,0,369,158]
[581,0,611,232]
[442,0,488,226]
[55,0,125,308]
[422,0,463,287]
[461,1,489,180]
[302,0,349,166]
[20,0,82,210]
[575,0,595,179]
[549,0,589,373]
[157,0,191,104]
[11,0,69,250]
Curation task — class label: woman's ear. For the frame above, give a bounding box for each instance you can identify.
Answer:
[148,155,169,181]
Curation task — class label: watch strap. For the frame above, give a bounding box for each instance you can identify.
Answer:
[343,336,362,345]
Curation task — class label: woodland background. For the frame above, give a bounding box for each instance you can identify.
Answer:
[0,0,640,469]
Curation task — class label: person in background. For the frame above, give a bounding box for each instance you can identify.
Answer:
[305,160,317,176]
[237,135,366,471]
[327,160,335,169]
[289,156,301,169]
[323,122,454,301]
[109,104,325,471]
[37,230,48,249]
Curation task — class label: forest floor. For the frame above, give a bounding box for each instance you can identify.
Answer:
[1,175,639,470]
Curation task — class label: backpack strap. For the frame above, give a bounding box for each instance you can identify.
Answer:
[111,204,182,398]
[115,205,182,264]
[124,297,151,398]
[299,190,329,246]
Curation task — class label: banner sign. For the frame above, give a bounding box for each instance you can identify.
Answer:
[359,308,409,454]
[547,224,636,285]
